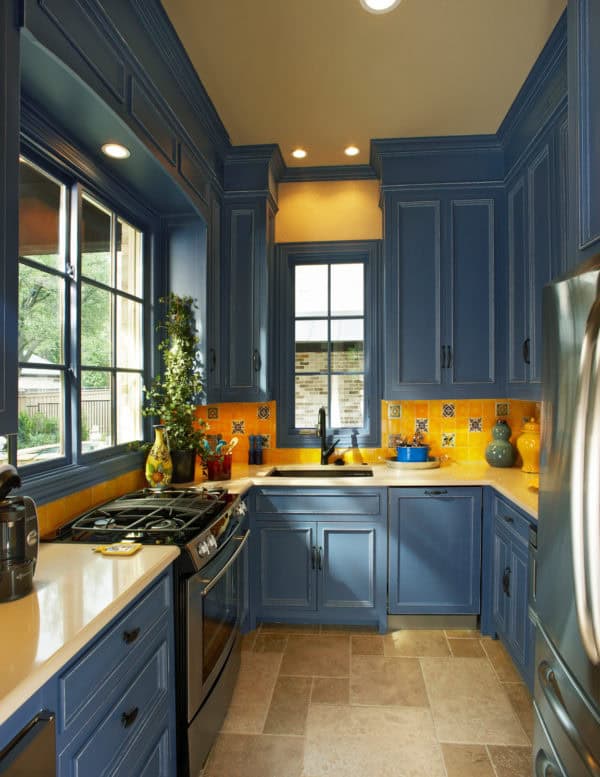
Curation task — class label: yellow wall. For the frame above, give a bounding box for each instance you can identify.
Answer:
[275,180,382,243]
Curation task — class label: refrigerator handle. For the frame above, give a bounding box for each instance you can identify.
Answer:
[585,297,600,662]
[571,297,600,664]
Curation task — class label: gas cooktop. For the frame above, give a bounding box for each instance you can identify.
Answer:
[48,487,235,546]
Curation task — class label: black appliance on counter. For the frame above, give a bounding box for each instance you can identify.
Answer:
[0,464,39,603]
[47,486,249,777]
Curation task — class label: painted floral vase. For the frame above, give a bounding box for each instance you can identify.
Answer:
[145,424,173,488]
[485,420,516,468]
[516,417,541,473]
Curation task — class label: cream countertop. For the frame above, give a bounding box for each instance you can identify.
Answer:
[222,461,539,519]
[0,543,179,726]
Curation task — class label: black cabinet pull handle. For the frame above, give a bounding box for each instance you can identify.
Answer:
[447,344,452,369]
[209,348,217,373]
[121,707,139,728]
[501,514,514,524]
[441,345,447,369]
[425,489,447,496]
[253,349,262,372]
[311,546,317,570]
[318,546,323,571]
[523,337,530,365]
[122,627,140,645]
[502,566,511,597]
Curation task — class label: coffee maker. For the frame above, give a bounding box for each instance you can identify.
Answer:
[0,465,39,602]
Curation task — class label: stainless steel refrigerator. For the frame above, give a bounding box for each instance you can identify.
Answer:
[535,256,600,776]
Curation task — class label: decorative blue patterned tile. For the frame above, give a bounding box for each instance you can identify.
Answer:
[257,404,271,421]
[495,402,509,417]
[388,403,402,419]
[442,432,456,448]
[260,434,271,449]
[469,417,483,432]
[232,419,245,435]
[207,407,219,420]
[415,418,429,434]
[442,403,455,418]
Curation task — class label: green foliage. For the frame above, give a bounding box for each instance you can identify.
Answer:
[18,411,60,449]
[142,294,206,452]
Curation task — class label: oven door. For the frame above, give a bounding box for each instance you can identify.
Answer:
[186,526,249,722]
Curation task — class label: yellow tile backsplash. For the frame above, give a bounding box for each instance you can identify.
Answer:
[36,397,538,538]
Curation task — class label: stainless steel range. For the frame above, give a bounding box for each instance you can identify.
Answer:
[48,486,249,777]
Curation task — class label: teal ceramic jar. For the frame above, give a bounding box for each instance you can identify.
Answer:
[485,420,516,468]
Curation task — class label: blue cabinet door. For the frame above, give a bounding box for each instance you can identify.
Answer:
[318,522,381,613]
[388,487,482,614]
[507,176,529,388]
[0,2,19,435]
[255,521,316,616]
[491,519,512,638]
[508,539,530,670]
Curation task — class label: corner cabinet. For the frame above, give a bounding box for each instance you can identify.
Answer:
[248,487,388,633]
[383,188,503,399]
[388,487,482,614]
[220,197,274,402]
[0,0,19,435]
[489,494,536,690]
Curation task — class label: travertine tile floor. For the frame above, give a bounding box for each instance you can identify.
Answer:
[202,625,533,777]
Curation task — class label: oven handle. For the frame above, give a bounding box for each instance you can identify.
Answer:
[198,530,250,596]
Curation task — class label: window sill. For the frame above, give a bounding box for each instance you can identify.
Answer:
[18,450,145,506]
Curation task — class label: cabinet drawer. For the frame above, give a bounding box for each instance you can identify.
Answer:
[59,574,170,733]
[492,495,532,545]
[59,638,169,776]
[254,488,383,517]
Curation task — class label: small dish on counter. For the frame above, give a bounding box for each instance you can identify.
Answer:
[385,457,441,470]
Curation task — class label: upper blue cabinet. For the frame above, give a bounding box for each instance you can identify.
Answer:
[374,135,505,400]
[568,0,600,263]
[0,2,19,435]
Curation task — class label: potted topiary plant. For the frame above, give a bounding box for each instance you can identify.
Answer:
[142,293,206,483]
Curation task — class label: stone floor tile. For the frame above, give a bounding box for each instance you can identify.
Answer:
[320,624,378,634]
[420,657,529,745]
[253,633,288,653]
[241,630,257,651]
[263,676,312,735]
[204,733,304,777]
[280,634,350,677]
[449,638,486,658]
[502,683,534,741]
[487,745,532,777]
[445,629,481,639]
[221,652,282,733]
[311,677,350,705]
[351,634,384,655]
[481,639,523,683]
[304,704,445,777]
[350,655,429,707]
[384,629,451,658]
[260,622,320,634]
[442,743,495,777]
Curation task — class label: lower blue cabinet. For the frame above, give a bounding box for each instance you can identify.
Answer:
[251,488,387,632]
[388,487,482,614]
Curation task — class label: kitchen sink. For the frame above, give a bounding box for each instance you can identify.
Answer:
[266,467,374,478]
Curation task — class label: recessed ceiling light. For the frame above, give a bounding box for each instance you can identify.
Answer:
[291,148,307,159]
[344,145,360,157]
[101,142,131,159]
[360,0,402,13]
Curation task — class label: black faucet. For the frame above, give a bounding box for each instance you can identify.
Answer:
[317,406,340,465]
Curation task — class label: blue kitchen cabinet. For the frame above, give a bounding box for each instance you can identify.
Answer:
[220,197,274,402]
[388,487,482,614]
[250,488,387,632]
[0,0,19,436]
[383,189,501,399]
[489,494,536,690]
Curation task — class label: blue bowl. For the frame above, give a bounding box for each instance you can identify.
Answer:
[396,446,429,462]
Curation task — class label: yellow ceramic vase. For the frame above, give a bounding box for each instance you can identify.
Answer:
[516,417,540,474]
[145,424,173,488]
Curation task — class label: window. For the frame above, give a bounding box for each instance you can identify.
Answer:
[8,157,145,472]
[275,241,381,448]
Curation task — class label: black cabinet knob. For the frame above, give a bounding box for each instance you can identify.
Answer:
[121,706,139,728]
[122,627,140,645]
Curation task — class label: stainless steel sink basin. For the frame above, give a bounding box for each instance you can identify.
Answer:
[267,467,374,478]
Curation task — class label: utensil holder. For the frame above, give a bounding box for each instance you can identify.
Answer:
[206,453,232,481]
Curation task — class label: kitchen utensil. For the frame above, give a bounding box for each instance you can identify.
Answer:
[0,465,39,602]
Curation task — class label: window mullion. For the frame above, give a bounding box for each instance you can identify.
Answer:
[70,182,82,462]
[111,212,118,446]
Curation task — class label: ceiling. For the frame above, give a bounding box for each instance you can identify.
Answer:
[161,0,567,168]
